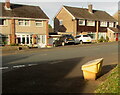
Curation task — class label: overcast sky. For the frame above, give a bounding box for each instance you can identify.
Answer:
[0,0,119,27]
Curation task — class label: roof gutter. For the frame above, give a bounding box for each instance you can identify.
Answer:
[0,16,49,20]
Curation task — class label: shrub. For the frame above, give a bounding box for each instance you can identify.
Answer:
[98,36,106,42]
[106,36,109,42]
[10,43,19,46]
[3,41,7,45]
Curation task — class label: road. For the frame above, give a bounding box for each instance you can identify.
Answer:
[1,42,119,93]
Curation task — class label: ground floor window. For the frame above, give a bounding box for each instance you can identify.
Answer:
[16,34,32,45]
[88,32,96,40]
[37,35,46,44]
[0,34,8,45]
[27,36,29,44]
[17,37,21,44]
[98,32,106,39]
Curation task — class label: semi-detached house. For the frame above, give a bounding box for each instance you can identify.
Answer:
[54,5,118,41]
[0,0,49,47]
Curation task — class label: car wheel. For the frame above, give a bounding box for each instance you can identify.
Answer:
[80,41,83,44]
[62,42,65,46]
[53,43,55,47]
[53,43,57,47]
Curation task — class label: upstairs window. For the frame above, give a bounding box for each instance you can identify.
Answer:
[100,21,107,27]
[59,20,63,25]
[35,20,43,27]
[109,22,114,27]
[18,20,30,26]
[87,20,95,26]
[0,19,7,26]
[79,19,85,26]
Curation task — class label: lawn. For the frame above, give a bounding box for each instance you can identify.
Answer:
[95,65,119,93]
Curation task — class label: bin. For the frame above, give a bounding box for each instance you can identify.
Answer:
[81,58,103,80]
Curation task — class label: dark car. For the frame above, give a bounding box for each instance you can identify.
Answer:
[53,34,75,47]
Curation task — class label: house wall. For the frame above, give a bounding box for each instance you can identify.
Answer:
[0,19,11,35]
[0,19,47,35]
[107,29,115,41]
[77,20,96,34]
[15,20,47,35]
[54,8,76,36]
[77,20,111,34]
[0,18,48,45]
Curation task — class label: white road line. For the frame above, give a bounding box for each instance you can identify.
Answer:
[28,64,37,66]
[0,67,9,70]
[50,61,63,64]
[13,65,25,68]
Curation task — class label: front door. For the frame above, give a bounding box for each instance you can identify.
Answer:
[37,35,46,48]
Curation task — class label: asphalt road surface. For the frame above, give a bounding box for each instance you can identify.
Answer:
[1,42,119,94]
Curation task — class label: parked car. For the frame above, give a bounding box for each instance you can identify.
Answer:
[75,34,92,44]
[74,37,80,44]
[53,34,75,47]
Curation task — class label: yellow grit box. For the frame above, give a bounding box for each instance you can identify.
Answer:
[81,58,103,80]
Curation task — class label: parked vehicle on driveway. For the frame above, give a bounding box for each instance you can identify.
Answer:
[53,34,75,47]
[75,34,92,44]
[74,37,80,44]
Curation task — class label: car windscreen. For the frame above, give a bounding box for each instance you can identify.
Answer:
[83,35,89,37]
[65,35,74,39]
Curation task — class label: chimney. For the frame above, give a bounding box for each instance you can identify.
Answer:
[88,4,93,13]
[4,0,11,10]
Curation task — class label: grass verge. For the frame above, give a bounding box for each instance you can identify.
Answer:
[95,65,119,93]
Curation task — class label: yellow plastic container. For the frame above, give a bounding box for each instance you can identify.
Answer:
[81,58,103,80]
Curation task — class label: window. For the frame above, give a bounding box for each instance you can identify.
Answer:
[87,20,95,26]
[98,32,106,39]
[83,35,89,37]
[109,22,114,27]
[79,19,85,25]
[59,20,63,25]
[88,33,96,39]
[100,21,107,27]
[18,20,30,26]
[0,19,7,26]
[35,20,43,27]
[76,35,81,38]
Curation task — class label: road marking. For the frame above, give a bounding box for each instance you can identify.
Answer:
[28,64,37,66]
[0,67,9,70]
[13,65,25,68]
[50,61,63,64]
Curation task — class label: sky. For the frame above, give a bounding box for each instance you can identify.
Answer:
[0,0,120,27]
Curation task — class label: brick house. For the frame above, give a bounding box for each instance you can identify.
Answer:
[107,27,120,41]
[106,10,120,42]
[0,0,49,47]
[54,5,117,41]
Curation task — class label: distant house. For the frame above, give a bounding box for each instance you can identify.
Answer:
[0,0,49,47]
[113,10,120,29]
[54,5,117,41]
[106,10,120,42]
[107,27,120,41]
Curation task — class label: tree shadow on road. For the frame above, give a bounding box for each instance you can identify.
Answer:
[2,57,90,94]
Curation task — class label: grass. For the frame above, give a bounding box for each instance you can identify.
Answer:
[95,65,119,93]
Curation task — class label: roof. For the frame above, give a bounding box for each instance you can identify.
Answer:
[0,3,49,19]
[108,27,120,33]
[113,10,120,20]
[113,10,120,24]
[63,6,117,22]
